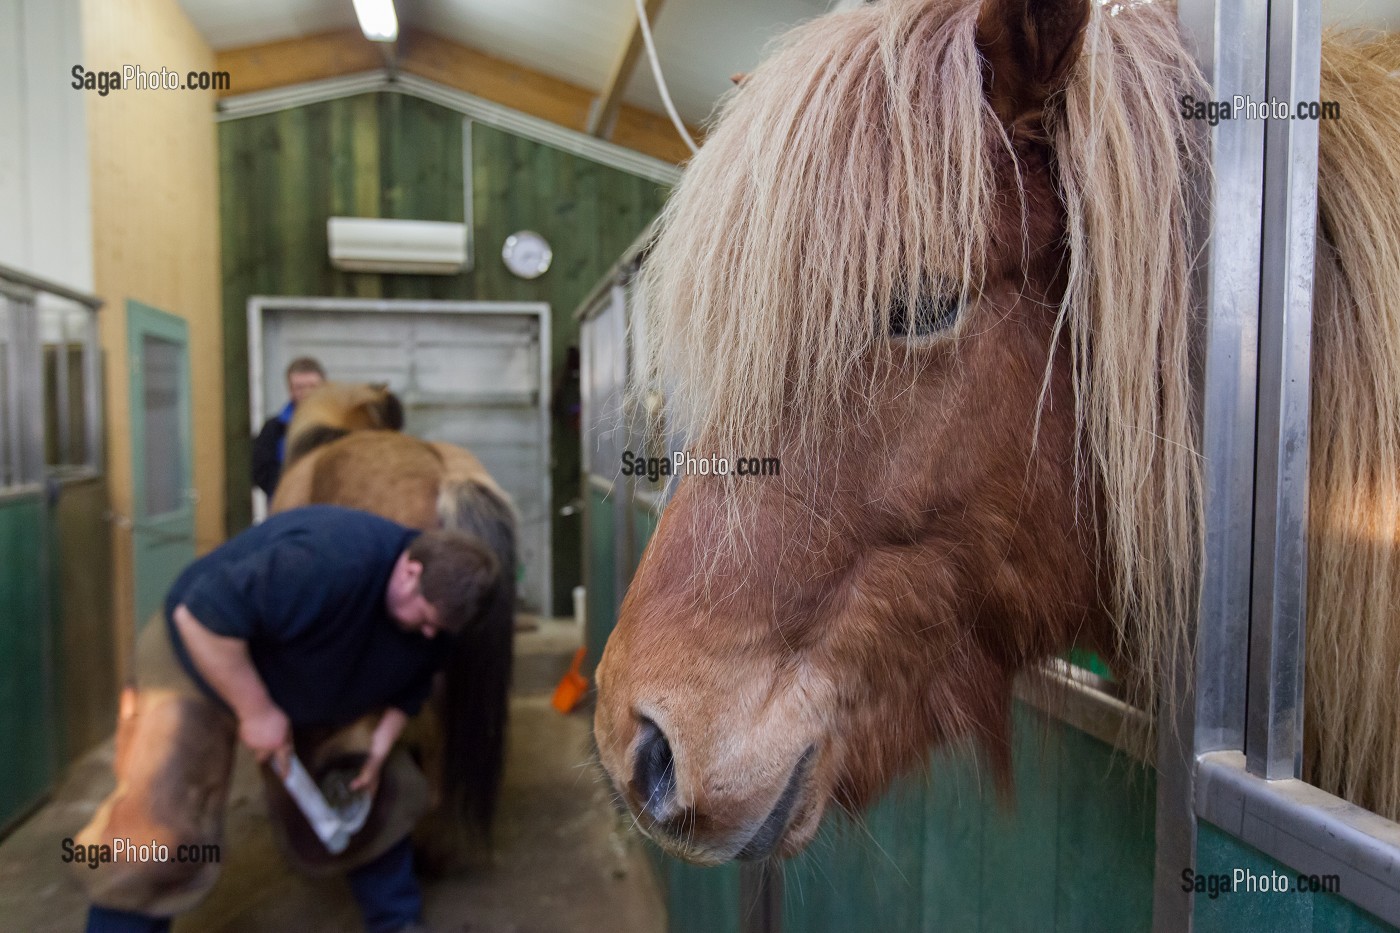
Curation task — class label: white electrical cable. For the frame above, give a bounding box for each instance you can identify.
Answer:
[633,0,700,155]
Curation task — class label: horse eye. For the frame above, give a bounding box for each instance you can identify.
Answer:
[888,293,960,339]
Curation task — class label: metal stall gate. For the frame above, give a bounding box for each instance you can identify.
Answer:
[579,263,655,678]
[0,264,109,835]
[248,298,553,614]
[1157,0,1400,930]
[578,0,1400,928]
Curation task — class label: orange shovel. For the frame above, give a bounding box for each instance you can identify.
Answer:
[551,647,590,714]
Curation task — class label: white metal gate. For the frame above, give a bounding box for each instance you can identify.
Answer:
[248,297,552,614]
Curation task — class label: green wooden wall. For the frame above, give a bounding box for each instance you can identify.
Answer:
[583,484,618,675]
[1194,822,1397,933]
[647,721,1400,933]
[778,705,1157,932]
[664,860,742,933]
[0,494,55,832]
[219,93,669,613]
[639,706,1158,933]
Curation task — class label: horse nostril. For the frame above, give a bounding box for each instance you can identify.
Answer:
[631,717,677,820]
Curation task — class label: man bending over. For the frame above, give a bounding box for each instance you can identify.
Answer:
[74,504,498,933]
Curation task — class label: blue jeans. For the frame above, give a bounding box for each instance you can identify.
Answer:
[84,907,169,933]
[346,837,423,933]
[86,837,422,933]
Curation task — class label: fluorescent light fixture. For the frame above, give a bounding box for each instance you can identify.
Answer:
[352,0,398,42]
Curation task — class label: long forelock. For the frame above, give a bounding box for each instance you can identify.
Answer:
[640,0,1000,464]
[1051,0,1208,728]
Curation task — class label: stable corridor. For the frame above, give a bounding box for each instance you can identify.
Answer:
[0,621,664,933]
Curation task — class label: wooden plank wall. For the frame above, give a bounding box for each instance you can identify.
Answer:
[220,95,669,613]
[51,478,116,763]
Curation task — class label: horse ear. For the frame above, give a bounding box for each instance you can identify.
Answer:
[377,391,405,431]
[975,0,1089,131]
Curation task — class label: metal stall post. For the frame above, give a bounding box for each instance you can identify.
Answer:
[1155,0,1270,927]
[579,283,632,672]
[1244,0,1320,786]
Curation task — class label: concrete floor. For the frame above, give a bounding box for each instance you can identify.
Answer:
[0,620,666,933]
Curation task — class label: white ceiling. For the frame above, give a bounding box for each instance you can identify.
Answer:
[177,0,842,127]
[175,0,1400,130]
[176,0,359,51]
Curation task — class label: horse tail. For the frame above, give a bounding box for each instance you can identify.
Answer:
[436,479,517,842]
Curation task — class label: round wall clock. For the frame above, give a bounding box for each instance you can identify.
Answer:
[502,230,553,279]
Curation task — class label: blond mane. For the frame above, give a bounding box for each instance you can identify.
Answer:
[641,0,1204,729]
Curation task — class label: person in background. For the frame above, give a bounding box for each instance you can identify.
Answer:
[253,356,326,497]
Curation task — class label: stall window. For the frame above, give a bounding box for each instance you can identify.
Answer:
[0,299,16,490]
[39,299,99,477]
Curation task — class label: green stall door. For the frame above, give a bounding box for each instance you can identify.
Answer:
[127,301,195,629]
[583,483,618,677]
[0,495,55,831]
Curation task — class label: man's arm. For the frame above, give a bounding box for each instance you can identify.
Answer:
[349,707,410,796]
[173,603,293,775]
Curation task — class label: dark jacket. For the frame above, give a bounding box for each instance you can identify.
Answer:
[252,401,295,497]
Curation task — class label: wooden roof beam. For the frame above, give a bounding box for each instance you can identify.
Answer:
[587,0,666,139]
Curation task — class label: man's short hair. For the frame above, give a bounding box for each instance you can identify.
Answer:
[285,356,326,381]
[407,530,500,636]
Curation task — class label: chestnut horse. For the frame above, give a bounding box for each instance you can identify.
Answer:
[272,383,517,868]
[593,0,1400,863]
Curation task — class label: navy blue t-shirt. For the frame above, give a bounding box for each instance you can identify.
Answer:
[164,505,449,728]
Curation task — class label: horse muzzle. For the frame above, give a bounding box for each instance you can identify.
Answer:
[608,713,823,864]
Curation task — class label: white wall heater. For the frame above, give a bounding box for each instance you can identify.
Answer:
[326,217,469,275]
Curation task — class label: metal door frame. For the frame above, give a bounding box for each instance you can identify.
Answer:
[578,282,632,676]
[247,296,553,615]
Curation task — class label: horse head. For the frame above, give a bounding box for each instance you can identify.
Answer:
[284,381,405,467]
[594,0,1205,864]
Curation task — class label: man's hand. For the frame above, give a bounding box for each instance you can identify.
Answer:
[240,706,293,776]
[349,708,410,797]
